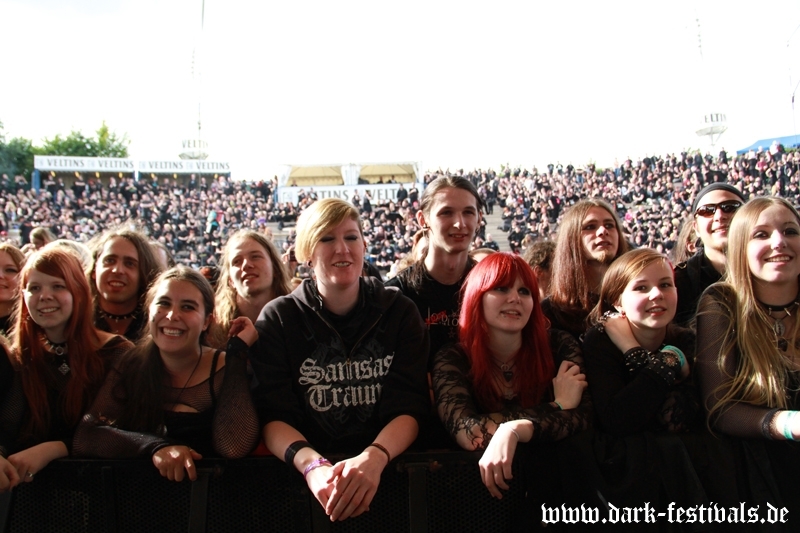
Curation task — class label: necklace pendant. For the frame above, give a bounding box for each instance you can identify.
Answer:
[503,370,513,382]
[58,362,70,375]
[775,320,786,337]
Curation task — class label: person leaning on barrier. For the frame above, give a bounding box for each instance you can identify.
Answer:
[432,253,591,503]
[0,248,132,492]
[251,198,429,522]
[73,267,260,482]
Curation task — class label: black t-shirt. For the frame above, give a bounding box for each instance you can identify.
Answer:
[385,260,474,366]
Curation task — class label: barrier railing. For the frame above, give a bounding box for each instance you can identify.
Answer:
[0,451,532,533]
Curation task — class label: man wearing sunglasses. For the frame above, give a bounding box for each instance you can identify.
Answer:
[674,183,746,325]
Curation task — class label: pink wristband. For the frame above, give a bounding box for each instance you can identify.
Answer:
[302,457,331,479]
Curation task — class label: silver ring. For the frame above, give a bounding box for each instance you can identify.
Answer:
[25,471,34,480]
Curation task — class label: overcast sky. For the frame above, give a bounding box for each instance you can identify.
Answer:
[2,0,800,178]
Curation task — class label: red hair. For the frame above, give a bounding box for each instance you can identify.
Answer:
[13,247,105,441]
[459,252,554,410]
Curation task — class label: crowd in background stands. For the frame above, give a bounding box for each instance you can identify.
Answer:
[2,142,799,273]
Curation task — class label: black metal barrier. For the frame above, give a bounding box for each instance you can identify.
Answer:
[0,451,530,533]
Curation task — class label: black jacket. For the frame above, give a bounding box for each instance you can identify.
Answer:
[251,277,429,453]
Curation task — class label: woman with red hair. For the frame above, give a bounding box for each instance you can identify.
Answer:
[432,252,590,501]
[0,247,131,491]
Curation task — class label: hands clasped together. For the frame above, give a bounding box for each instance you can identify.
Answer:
[305,447,389,522]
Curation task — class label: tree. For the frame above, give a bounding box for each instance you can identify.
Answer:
[38,121,129,158]
[0,121,35,178]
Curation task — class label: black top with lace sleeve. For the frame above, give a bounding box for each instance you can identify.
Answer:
[72,336,259,459]
[432,328,592,450]
[695,285,800,439]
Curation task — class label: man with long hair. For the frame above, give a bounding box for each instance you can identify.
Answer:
[87,225,163,341]
[542,199,629,339]
[386,176,483,364]
[209,230,291,348]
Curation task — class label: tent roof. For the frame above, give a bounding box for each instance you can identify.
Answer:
[357,163,417,183]
[286,165,343,187]
[736,135,800,155]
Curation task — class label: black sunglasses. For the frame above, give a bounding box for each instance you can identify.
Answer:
[694,200,742,218]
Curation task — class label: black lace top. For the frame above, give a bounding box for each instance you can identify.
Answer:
[432,328,592,450]
[72,337,259,459]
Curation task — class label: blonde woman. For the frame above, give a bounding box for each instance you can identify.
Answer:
[252,198,428,522]
[697,196,800,513]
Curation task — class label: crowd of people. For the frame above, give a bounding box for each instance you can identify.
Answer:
[1,143,800,527]
[1,144,798,279]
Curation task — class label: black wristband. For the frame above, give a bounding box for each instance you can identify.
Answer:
[284,440,312,466]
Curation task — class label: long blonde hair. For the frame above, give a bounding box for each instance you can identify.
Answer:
[210,230,290,347]
[702,196,800,415]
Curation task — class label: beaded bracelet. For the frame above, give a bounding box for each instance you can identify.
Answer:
[661,345,686,369]
[368,442,392,463]
[303,457,332,479]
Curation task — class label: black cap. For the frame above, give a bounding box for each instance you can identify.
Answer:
[691,183,745,214]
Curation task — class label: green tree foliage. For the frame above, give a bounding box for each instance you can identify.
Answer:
[39,121,129,158]
[0,121,35,178]
[0,120,130,178]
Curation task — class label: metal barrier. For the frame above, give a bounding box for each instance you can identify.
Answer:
[0,451,534,533]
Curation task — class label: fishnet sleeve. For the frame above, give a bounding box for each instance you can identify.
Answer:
[695,286,777,439]
[432,329,591,451]
[72,364,170,458]
[211,336,259,458]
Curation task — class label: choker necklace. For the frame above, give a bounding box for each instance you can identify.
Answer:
[759,295,800,352]
[97,305,140,323]
[43,337,70,375]
[493,357,516,382]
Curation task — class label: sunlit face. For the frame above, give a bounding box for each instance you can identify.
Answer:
[228,237,274,299]
[746,205,800,290]
[310,218,365,292]
[93,237,141,307]
[693,190,742,253]
[149,279,211,357]
[418,188,481,255]
[481,276,534,336]
[24,270,73,342]
[0,251,20,307]
[616,261,677,333]
[580,207,619,263]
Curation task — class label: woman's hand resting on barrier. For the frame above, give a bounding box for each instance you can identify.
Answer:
[479,420,533,499]
[152,445,202,482]
[7,441,68,486]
